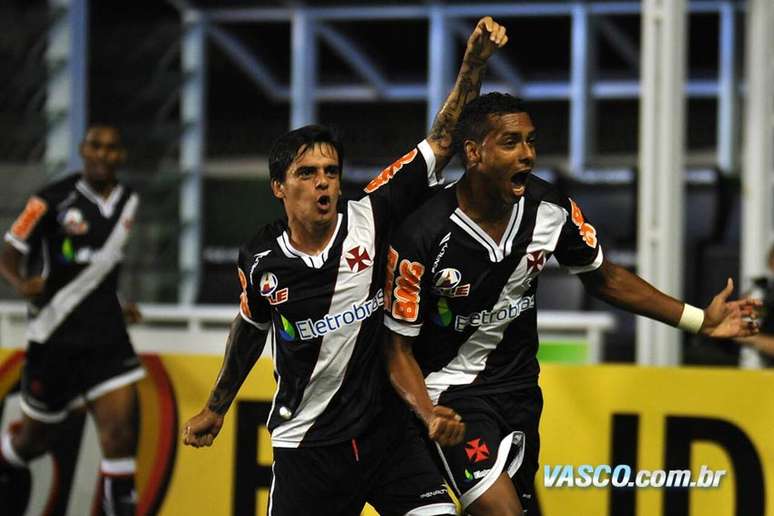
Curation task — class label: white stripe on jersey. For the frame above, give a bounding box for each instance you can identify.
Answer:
[270,197,378,447]
[526,200,604,274]
[417,139,440,187]
[525,200,567,257]
[424,200,564,402]
[27,193,138,343]
[449,197,524,263]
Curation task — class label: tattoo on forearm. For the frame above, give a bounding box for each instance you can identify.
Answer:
[208,317,267,414]
[429,60,486,159]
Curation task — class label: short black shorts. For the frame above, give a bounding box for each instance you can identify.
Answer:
[269,400,456,516]
[432,386,543,512]
[21,326,144,423]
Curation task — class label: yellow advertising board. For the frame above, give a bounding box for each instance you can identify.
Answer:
[0,349,771,516]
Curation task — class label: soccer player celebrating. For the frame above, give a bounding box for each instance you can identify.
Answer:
[183,18,508,516]
[0,125,143,516]
[383,93,761,515]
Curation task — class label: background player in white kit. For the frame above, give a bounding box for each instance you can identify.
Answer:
[183,18,508,516]
[383,93,762,515]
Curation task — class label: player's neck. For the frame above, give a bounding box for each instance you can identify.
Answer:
[286,216,337,256]
[457,174,512,224]
[83,177,118,199]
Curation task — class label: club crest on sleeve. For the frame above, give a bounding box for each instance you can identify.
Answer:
[260,272,288,305]
[345,245,372,273]
[432,268,470,298]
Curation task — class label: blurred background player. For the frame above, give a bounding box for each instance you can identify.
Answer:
[383,93,761,516]
[0,125,143,516]
[182,17,507,516]
[735,243,774,362]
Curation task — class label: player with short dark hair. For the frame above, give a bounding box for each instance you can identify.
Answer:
[183,18,508,516]
[0,125,143,516]
[383,92,761,515]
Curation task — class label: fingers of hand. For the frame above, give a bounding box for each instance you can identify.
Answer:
[492,25,507,46]
[480,16,494,33]
[183,429,214,448]
[432,405,460,419]
[429,418,465,446]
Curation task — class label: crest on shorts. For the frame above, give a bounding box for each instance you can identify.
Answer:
[465,438,490,463]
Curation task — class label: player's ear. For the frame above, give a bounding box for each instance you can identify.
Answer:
[464,139,480,167]
[271,178,285,200]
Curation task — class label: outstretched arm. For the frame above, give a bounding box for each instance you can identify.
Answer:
[183,316,268,447]
[427,16,508,170]
[580,258,761,338]
[384,330,465,447]
[735,331,774,357]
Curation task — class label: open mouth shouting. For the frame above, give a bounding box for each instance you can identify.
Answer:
[510,170,530,197]
[316,194,332,213]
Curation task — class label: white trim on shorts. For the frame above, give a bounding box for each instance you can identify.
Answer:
[20,366,145,424]
[268,461,276,516]
[404,502,457,515]
[459,430,526,509]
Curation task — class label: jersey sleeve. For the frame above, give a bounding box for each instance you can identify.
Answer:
[237,246,272,331]
[4,191,54,255]
[363,140,441,232]
[383,223,433,338]
[553,197,604,274]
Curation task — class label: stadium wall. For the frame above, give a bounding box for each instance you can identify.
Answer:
[0,349,771,516]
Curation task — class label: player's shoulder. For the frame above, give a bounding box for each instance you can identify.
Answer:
[239,218,287,256]
[36,173,81,202]
[395,183,457,243]
[525,174,571,212]
[118,180,136,199]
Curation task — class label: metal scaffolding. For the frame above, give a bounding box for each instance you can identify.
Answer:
[168,1,748,305]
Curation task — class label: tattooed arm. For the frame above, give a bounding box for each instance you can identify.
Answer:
[426,16,508,171]
[182,315,269,447]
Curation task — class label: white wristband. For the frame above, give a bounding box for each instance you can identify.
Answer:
[678,304,704,334]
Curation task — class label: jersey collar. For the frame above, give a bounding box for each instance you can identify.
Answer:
[450,197,525,263]
[277,214,343,269]
[76,180,124,218]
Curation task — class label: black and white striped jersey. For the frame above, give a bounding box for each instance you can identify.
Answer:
[383,175,602,404]
[238,141,440,448]
[4,174,139,344]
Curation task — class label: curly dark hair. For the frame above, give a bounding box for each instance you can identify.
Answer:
[452,92,528,167]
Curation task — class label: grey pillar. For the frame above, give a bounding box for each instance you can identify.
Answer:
[46,0,88,178]
[636,0,687,366]
[179,9,207,304]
